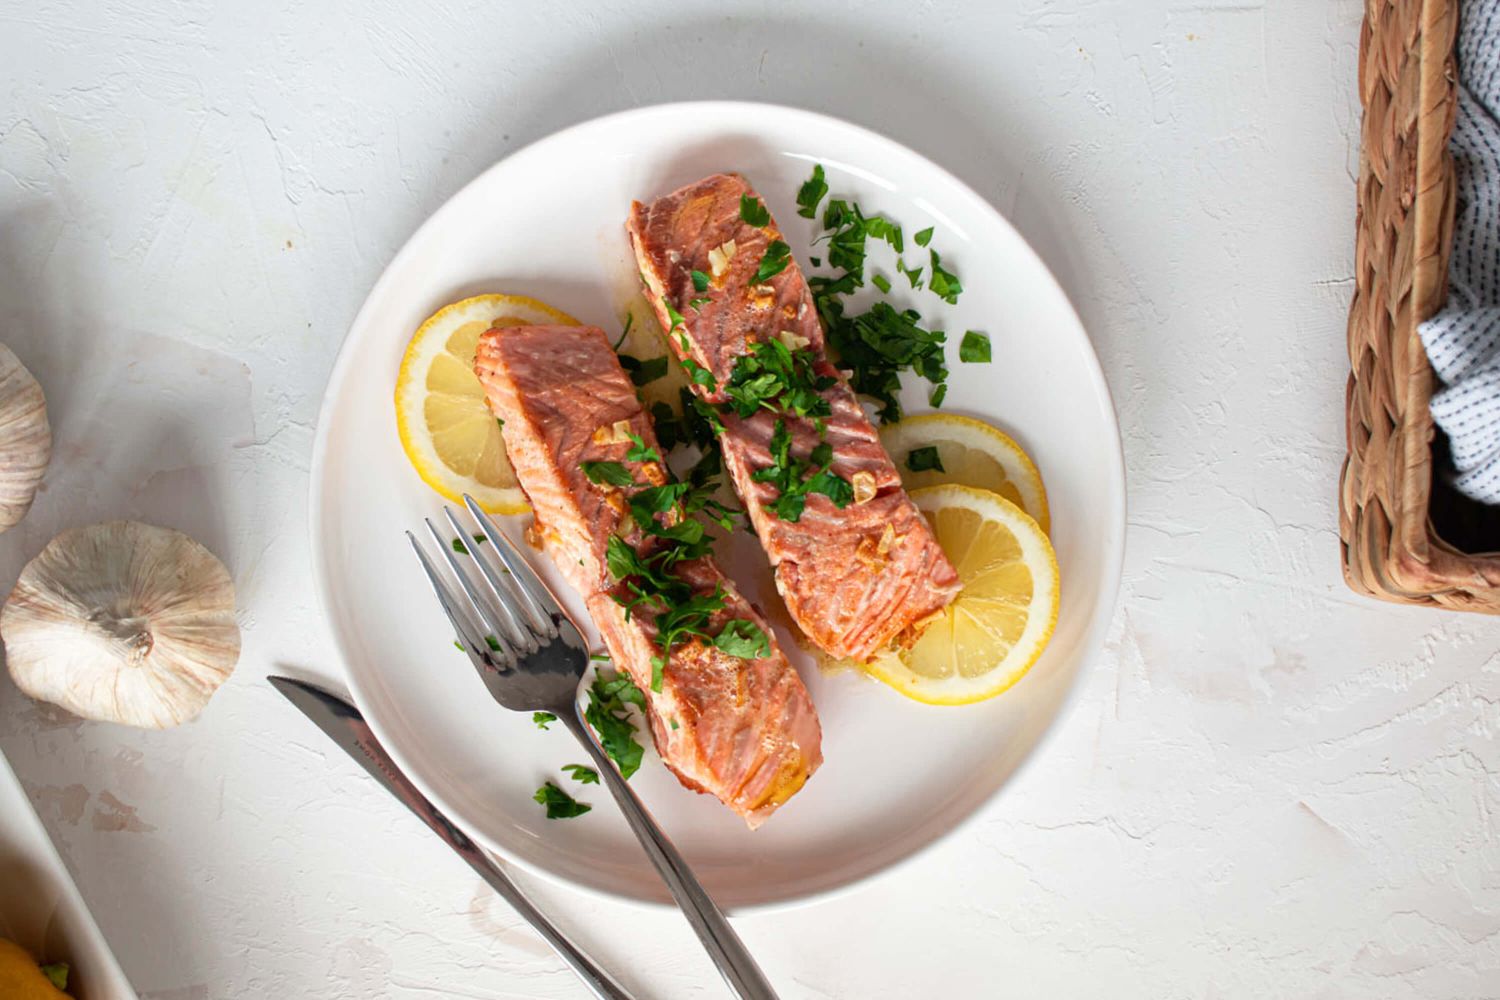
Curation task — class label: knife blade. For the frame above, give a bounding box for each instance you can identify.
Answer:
[269,676,636,1000]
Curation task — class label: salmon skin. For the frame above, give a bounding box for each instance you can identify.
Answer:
[627,174,960,662]
[475,323,821,827]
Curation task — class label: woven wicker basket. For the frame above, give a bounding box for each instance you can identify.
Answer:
[1340,0,1500,611]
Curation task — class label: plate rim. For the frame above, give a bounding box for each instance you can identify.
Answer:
[308,99,1126,913]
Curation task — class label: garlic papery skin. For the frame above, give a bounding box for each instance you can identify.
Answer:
[0,344,51,532]
[1,521,240,728]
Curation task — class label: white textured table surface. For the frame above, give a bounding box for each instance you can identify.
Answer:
[4,1,1498,997]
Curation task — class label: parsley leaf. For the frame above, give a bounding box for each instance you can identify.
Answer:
[688,296,712,311]
[681,356,718,391]
[959,331,991,363]
[484,635,502,652]
[625,431,662,464]
[898,258,924,289]
[691,269,711,292]
[753,419,853,522]
[906,446,946,473]
[661,295,687,331]
[928,250,963,304]
[797,164,828,219]
[864,215,903,253]
[820,300,947,422]
[40,964,68,991]
[533,711,556,729]
[930,383,948,407]
[739,194,771,227]
[612,312,634,350]
[582,461,635,487]
[754,240,792,283]
[713,619,771,659]
[585,669,644,778]
[562,763,600,785]
[723,340,836,426]
[451,537,470,554]
[872,273,892,294]
[914,226,934,247]
[620,353,669,386]
[534,781,591,819]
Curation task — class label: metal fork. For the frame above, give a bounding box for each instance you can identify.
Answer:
[408,495,780,1000]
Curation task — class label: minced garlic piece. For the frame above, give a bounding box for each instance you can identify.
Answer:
[591,419,634,445]
[876,522,897,555]
[851,471,877,505]
[708,239,737,278]
[778,329,812,352]
[748,284,776,309]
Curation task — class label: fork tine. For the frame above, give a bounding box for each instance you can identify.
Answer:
[464,494,560,637]
[405,531,490,658]
[441,507,534,652]
[423,517,514,650]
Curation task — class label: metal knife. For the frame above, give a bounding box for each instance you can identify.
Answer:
[269,676,637,1000]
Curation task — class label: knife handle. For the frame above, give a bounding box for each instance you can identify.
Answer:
[565,708,780,1000]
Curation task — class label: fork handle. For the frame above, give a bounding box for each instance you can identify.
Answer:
[566,708,780,1000]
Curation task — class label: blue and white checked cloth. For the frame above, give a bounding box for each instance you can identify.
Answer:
[1418,0,1500,503]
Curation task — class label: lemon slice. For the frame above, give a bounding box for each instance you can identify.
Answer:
[862,485,1059,705]
[880,413,1050,533]
[395,294,578,512]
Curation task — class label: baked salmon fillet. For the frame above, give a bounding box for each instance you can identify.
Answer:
[474,323,821,826]
[627,173,960,662]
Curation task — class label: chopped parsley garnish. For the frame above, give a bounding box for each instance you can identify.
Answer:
[452,640,465,651]
[620,353,669,386]
[484,635,502,652]
[562,763,600,785]
[751,419,853,522]
[713,619,771,659]
[723,339,836,428]
[624,431,662,464]
[680,355,718,391]
[533,710,557,729]
[906,446,946,473]
[691,269,711,292]
[754,240,793,283]
[612,312,634,350]
[585,668,644,778]
[669,718,680,731]
[930,383,948,407]
[928,250,963,304]
[534,781,591,819]
[688,296,712,311]
[40,964,68,991]
[798,163,966,420]
[959,331,991,363]
[589,652,612,662]
[581,461,635,487]
[451,537,470,554]
[819,300,947,422]
[739,194,771,227]
[796,164,828,218]
[661,295,687,331]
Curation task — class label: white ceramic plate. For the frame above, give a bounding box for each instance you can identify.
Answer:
[0,749,137,999]
[311,102,1123,911]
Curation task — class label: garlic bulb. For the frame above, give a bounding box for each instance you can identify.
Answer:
[0,344,51,532]
[1,521,240,728]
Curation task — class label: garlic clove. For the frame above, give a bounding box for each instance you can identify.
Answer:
[0,344,51,532]
[1,521,240,728]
